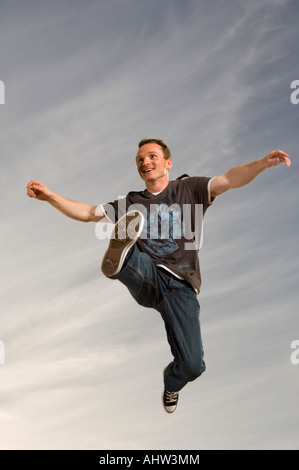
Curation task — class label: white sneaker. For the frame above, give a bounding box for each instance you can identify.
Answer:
[162,388,179,414]
[101,211,144,278]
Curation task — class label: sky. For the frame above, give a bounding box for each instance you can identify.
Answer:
[0,0,298,450]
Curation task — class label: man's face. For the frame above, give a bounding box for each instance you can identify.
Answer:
[136,143,172,184]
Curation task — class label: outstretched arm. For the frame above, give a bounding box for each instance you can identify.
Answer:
[210,150,291,198]
[26,181,105,222]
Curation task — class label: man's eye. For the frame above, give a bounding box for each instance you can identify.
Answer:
[151,155,157,159]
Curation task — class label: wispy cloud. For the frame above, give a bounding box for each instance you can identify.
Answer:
[0,0,298,450]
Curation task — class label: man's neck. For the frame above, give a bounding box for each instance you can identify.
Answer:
[145,177,169,194]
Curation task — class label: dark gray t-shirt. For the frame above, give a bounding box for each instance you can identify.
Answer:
[102,176,214,293]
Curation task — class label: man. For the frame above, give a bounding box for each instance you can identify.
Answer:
[27,139,290,413]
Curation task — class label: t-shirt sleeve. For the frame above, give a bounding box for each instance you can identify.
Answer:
[187,176,215,214]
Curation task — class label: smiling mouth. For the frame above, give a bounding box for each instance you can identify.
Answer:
[142,168,155,174]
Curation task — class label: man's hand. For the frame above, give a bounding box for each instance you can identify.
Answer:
[263,150,291,168]
[27,181,52,201]
[26,180,106,222]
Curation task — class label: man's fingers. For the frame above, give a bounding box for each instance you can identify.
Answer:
[284,156,291,167]
[270,151,291,167]
[277,151,291,166]
[26,180,51,201]
[27,188,36,198]
[26,180,43,197]
[277,150,289,158]
[27,180,43,189]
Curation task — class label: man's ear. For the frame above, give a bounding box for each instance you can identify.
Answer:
[167,158,172,171]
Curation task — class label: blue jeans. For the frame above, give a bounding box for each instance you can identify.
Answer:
[112,245,206,392]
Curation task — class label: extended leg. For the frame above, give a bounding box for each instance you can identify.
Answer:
[157,275,206,393]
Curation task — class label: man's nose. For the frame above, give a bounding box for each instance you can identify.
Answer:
[143,156,152,166]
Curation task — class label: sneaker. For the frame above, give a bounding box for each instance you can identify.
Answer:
[101,210,144,278]
[162,388,179,414]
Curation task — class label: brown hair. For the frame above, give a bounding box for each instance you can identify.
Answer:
[138,139,171,160]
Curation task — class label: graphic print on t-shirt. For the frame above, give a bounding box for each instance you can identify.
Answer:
[141,197,184,257]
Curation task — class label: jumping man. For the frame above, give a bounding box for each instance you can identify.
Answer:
[26,139,291,413]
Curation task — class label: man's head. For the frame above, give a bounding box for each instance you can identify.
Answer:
[136,139,172,189]
[138,139,171,160]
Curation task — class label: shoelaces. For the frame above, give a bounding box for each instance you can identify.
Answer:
[165,390,179,403]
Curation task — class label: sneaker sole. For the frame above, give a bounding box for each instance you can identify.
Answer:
[101,210,144,278]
